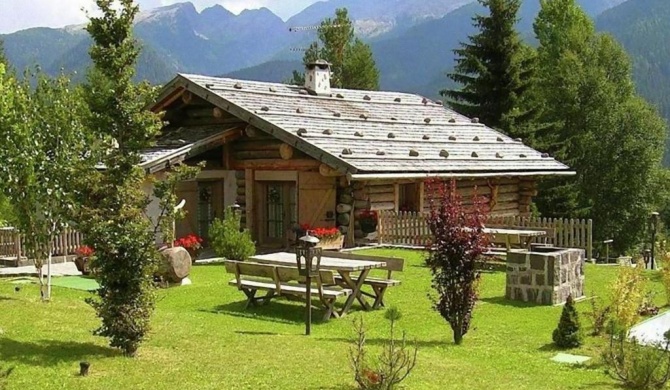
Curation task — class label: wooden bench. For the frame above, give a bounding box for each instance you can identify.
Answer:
[323,252,404,309]
[224,260,351,320]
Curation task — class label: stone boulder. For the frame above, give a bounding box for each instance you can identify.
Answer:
[157,246,192,283]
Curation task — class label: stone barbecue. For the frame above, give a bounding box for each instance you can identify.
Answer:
[505,246,585,305]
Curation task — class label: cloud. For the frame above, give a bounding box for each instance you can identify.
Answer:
[0,0,322,33]
[0,0,95,33]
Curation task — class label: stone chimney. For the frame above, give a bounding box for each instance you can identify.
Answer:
[304,59,331,96]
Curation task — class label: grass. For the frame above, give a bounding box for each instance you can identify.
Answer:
[0,248,666,390]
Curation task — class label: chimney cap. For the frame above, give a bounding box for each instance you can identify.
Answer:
[306,59,331,70]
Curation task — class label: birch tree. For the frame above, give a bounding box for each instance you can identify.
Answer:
[0,67,90,300]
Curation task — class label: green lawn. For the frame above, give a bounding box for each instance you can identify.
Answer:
[0,249,665,390]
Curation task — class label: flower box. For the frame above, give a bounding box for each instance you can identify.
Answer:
[317,235,345,250]
[297,224,343,249]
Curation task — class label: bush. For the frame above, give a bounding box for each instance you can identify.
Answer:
[349,308,417,390]
[586,294,611,336]
[209,206,255,261]
[553,295,583,348]
[610,258,647,331]
[638,292,660,317]
[602,327,670,389]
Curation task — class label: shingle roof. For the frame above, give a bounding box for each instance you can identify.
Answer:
[153,74,571,176]
[140,125,235,172]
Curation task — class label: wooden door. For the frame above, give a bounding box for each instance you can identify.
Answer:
[260,182,297,247]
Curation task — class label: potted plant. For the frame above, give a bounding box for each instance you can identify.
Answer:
[298,224,344,250]
[174,234,204,263]
[74,245,94,276]
[359,209,378,234]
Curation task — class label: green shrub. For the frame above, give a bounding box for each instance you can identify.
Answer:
[586,294,611,336]
[552,295,583,348]
[611,259,647,330]
[209,206,255,261]
[602,327,670,389]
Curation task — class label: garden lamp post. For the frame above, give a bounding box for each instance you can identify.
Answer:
[231,203,242,215]
[231,203,243,232]
[296,231,321,336]
[651,212,660,270]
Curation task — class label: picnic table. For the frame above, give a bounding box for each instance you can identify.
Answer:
[250,252,386,316]
[483,227,547,251]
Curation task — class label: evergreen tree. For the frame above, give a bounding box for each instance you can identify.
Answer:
[0,39,7,68]
[533,0,666,252]
[552,295,583,348]
[291,8,379,90]
[80,0,163,356]
[442,0,537,138]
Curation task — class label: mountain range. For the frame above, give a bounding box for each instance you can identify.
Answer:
[2,0,668,162]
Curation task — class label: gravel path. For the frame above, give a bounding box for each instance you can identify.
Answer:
[0,261,82,277]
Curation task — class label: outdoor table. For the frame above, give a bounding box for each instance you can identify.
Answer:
[483,228,546,251]
[250,252,386,316]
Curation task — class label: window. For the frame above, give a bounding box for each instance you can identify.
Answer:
[398,183,420,212]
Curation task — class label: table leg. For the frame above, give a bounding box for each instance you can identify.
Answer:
[339,269,372,316]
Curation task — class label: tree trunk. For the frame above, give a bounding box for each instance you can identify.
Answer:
[46,251,52,300]
[453,329,463,345]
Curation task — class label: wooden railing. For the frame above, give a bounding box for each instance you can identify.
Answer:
[0,227,84,260]
[377,211,593,260]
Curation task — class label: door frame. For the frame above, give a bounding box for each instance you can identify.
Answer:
[256,180,297,248]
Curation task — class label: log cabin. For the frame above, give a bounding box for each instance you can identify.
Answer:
[142,61,573,249]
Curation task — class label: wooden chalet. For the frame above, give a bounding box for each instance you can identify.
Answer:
[144,62,573,248]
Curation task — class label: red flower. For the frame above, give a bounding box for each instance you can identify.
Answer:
[299,224,341,240]
[76,246,94,258]
[174,234,203,250]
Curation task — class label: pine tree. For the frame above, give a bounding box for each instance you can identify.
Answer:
[442,0,537,138]
[80,0,163,356]
[553,295,583,348]
[291,8,379,90]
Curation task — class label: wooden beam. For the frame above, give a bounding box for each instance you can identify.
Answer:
[184,107,218,119]
[245,124,261,138]
[319,163,343,177]
[152,87,185,113]
[234,140,282,152]
[232,159,320,171]
[223,142,233,170]
[234,150,282,160]
[279,144,294,160]
[245,169,254,236]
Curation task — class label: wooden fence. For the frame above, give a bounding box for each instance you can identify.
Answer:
[0,227,83,260]
[377,211,593,260]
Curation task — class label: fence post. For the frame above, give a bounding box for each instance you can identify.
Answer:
[587,219,593,261]
[14,230,21,260]
[378,211,385,245]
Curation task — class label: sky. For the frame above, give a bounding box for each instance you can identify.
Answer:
[0,0,323,34]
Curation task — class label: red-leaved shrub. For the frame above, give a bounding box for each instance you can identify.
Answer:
[425,179,489,345]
